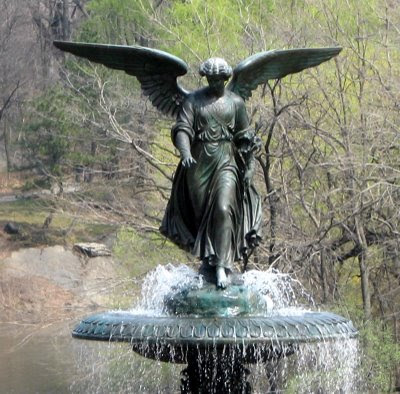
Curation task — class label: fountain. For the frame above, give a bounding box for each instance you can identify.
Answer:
[71,265,357,393]
[53,40,358,392]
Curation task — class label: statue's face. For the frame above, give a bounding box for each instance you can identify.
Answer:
[206,75,226,96]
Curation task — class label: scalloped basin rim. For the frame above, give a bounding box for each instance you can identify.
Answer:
[72,310,358,346]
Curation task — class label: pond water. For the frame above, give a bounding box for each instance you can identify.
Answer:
[0,322,80,393]
[0,321,181,394]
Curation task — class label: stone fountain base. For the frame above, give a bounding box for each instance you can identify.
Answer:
[72,310,356,393]
[72,280,357,393]
[72,311,357,354]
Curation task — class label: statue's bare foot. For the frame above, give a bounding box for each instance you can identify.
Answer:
[216,267,228,289]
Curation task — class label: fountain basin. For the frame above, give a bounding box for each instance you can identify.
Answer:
[72,311,357,363]
[71,268,359,393]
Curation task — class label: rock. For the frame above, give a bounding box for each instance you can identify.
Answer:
[73,242,111,257]
[4,222,19,234]
[0,245,124,323]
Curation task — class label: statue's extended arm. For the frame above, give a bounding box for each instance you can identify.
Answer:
[175,132,196,168]
[171,98,196,168]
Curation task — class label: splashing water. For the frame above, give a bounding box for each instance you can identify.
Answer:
[242,268,315,315]
[133,264,203,315]
[132,264,314,316]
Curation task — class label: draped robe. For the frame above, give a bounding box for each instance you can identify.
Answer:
[160,88,262,270]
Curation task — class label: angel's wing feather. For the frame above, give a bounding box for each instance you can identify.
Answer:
[227,47,342,100]
[53,41,189,117]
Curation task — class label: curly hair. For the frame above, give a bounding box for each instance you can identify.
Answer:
[199,57,232,79]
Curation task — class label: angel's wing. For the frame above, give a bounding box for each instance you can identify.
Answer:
[53,41,189,118]
[227,47,342,100]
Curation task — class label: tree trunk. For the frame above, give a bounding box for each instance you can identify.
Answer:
[61,0,70,40]
[3,121,11,174]
[395,318,400,392]
[87,141,97,183]
[358,248,371,321]
[320,250,329,304]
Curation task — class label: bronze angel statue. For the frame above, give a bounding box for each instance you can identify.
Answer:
[54,40,341,289]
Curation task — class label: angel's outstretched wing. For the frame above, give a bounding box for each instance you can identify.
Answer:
[227,47,342,100]
[53,41,189,118]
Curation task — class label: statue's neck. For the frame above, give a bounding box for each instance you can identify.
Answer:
[207,87,225,99]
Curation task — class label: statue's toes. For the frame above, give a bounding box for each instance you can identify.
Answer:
[217,279,228,289]
[216,266,228,289]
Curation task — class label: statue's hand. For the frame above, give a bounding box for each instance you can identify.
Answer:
[182,156,197,168]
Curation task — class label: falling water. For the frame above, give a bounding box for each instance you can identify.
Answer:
[70,341,182,393]
[71,264,361,393]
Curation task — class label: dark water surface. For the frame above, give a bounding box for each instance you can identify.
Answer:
[0,321,180,394]
[0,322,81,394]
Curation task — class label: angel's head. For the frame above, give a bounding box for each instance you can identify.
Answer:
[199,57,232,79]
[199,58,232,96]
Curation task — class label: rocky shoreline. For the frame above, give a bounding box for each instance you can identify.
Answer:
[0,234,127,324]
